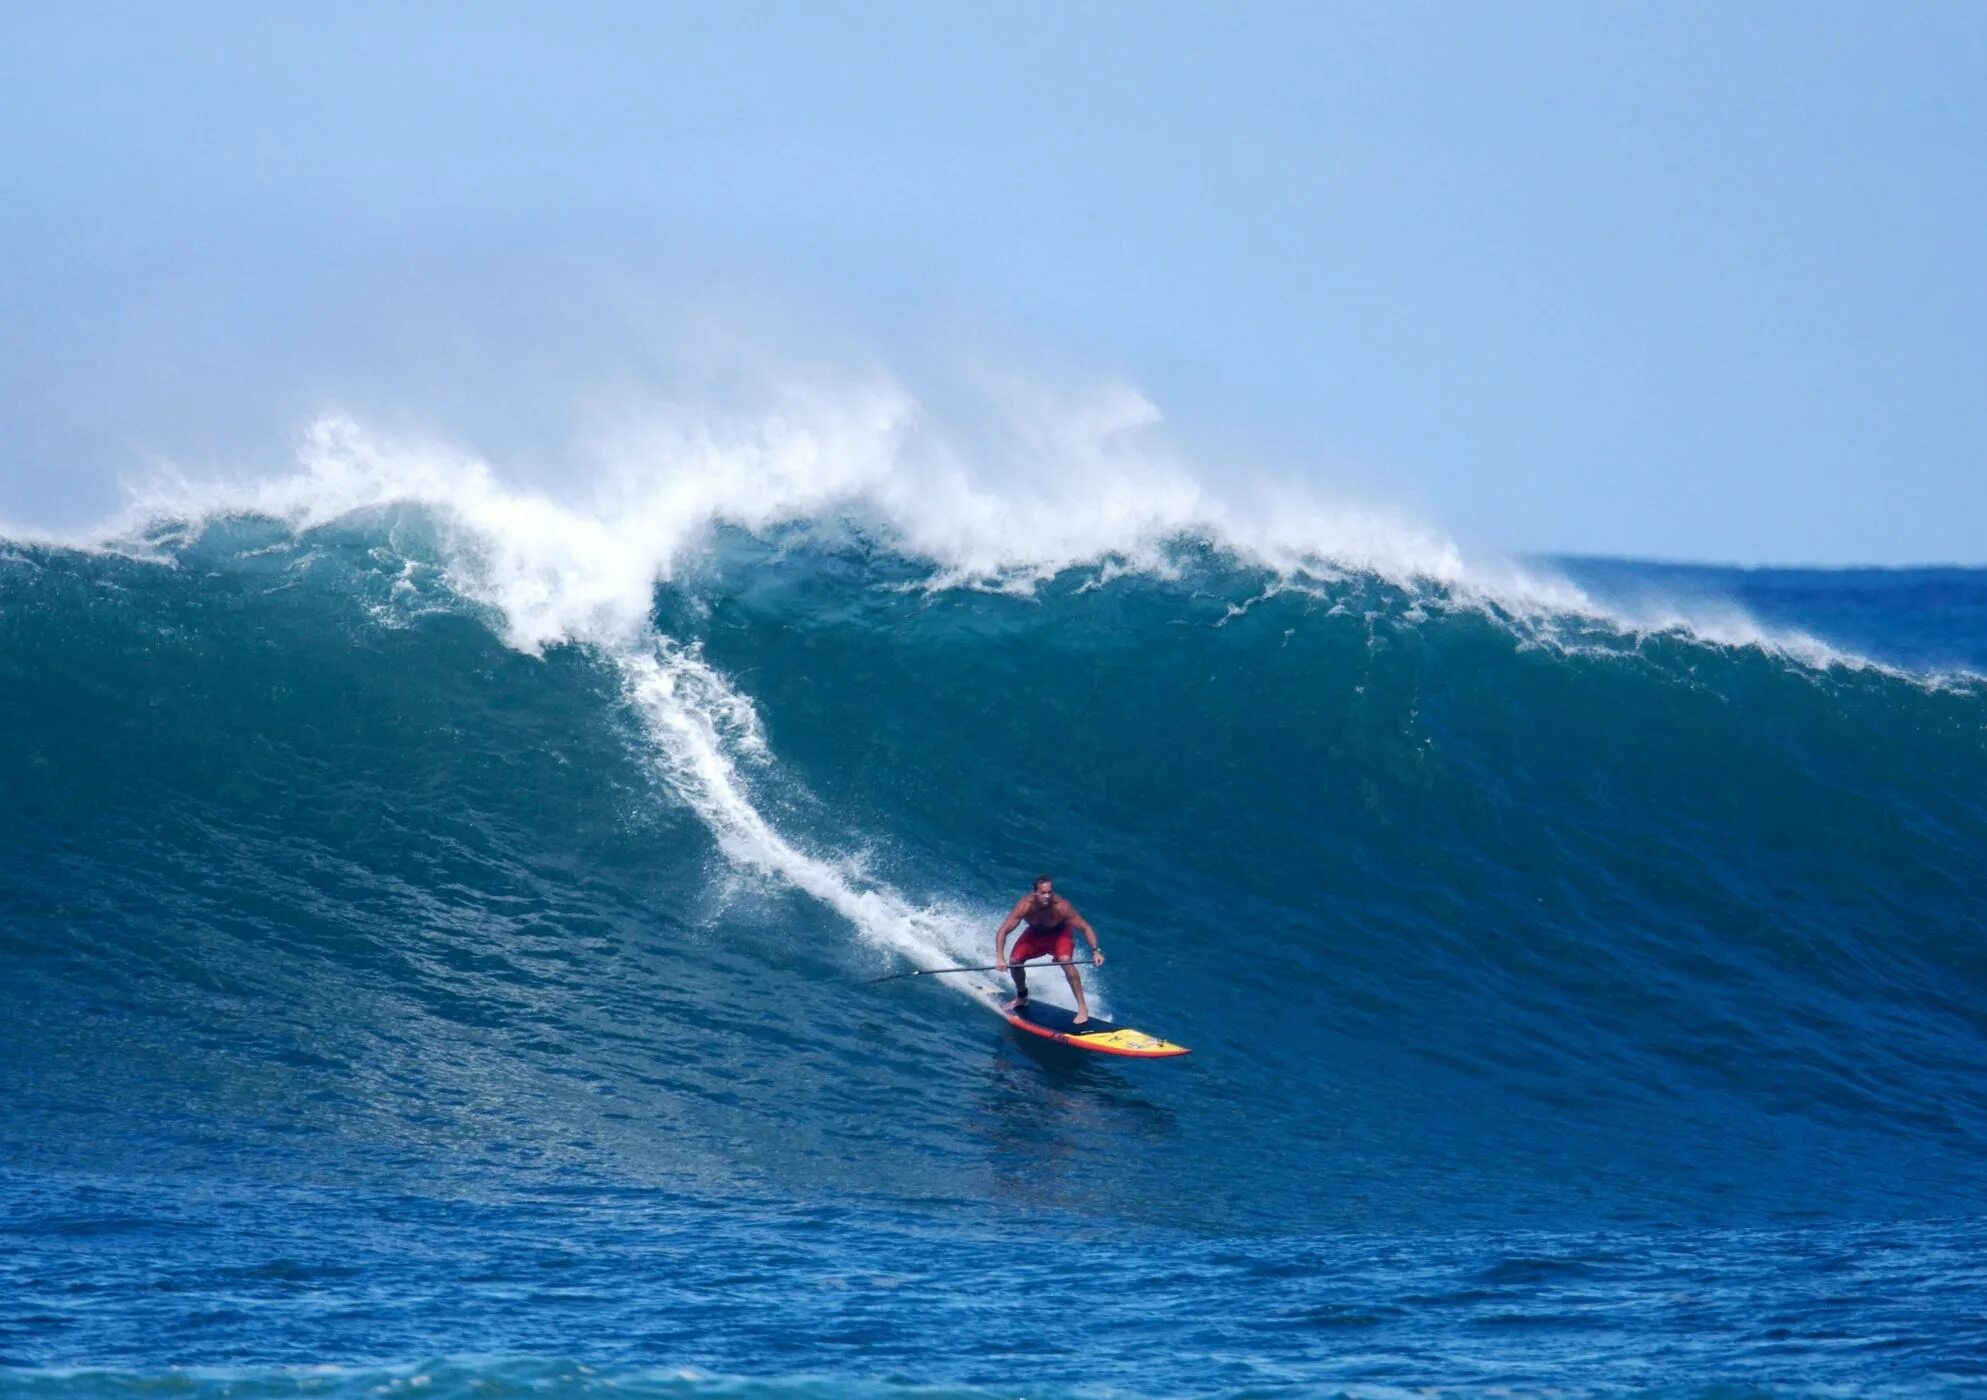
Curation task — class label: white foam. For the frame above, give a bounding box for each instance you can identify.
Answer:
[76,392,1807,667]
[33,385,1962,688]
[92,377,1496,649]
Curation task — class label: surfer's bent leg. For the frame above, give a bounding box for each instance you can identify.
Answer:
[1048,927,1089,1023]
[1008,929,1047,1005]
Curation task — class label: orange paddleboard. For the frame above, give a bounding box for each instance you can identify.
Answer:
[975,982,1190,1059]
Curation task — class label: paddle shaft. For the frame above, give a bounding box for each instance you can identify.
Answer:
[867,957,1099,985]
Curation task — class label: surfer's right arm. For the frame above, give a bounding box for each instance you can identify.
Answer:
[993,899,1027,970]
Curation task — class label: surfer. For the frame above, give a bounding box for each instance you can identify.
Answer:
[994,875,1104,1026]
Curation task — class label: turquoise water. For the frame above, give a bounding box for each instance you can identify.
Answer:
[4,515,1986,1397]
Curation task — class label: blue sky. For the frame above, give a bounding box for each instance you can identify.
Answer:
[3,1,1983,563]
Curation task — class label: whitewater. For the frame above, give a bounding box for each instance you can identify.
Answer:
[5,406,1987,1398]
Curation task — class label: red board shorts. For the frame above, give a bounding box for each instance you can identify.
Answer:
[1010,922,1075,964]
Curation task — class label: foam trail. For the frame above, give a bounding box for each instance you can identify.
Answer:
[617,643,1098,1011]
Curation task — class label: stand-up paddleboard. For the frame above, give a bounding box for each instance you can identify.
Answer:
[971,981,1190,1058]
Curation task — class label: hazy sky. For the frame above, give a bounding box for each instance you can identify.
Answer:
[3,2,1983,563]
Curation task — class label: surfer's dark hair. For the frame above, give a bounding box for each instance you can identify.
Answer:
[1033,874,1053,889]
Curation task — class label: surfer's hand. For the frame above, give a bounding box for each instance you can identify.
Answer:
[1092,949,1105,967]
[995,959,1008,972]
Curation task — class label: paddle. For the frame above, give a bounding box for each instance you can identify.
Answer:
[866,957,1100,985]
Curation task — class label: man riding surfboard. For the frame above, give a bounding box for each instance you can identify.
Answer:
[994,874,1104,1027]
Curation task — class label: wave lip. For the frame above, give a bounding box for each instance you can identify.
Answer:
[19,403,1964,685]
[54,403,1487,640]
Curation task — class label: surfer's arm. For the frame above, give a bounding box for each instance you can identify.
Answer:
[1067,907,1104,965]
[993,901,1027,968]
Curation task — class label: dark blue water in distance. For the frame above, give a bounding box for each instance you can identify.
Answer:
[5,514,1987,1399]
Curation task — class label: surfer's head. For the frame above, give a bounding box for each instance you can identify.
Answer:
[1032,874,1054,904]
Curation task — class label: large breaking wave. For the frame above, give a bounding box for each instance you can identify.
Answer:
[4,411,1986,1245]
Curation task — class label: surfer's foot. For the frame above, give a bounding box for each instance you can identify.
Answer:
[1004,996,1029,1012]
[1071,1016,1092,1032]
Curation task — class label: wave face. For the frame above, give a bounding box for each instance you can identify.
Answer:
[5,503,1987,1394]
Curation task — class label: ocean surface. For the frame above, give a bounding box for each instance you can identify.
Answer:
[5,482,1986,1398]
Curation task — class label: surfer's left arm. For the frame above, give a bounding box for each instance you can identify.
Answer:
[1069,906,1104,966]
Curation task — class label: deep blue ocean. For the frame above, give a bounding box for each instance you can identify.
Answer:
[5,509,1987,1399]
